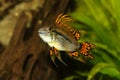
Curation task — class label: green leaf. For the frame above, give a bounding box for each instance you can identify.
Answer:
[100,66,120,79]
[87,62,110,80]
[64,76,79,80]
[76,71,89,77]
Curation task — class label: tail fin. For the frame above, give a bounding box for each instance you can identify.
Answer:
[79,42,95,59]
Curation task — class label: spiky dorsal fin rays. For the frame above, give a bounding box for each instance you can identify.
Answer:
[55,13,73,30]
[55,13,82,40]
[55,13,72,27]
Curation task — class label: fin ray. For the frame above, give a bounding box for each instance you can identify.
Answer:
[55,13,81,40]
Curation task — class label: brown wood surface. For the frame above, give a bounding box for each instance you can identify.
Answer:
[0,0,69,80]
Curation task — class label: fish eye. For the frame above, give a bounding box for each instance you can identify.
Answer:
[49,27,52,31]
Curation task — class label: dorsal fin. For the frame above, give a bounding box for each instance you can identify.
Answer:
[55,13,81,40]
[55,13,72,27]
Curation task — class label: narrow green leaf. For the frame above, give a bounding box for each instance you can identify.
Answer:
[64,76,79,80]
[100,66,120,79]
[87,62,110,80]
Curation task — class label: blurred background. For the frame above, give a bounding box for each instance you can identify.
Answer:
[0,0,120,80]
[65,0,120,80]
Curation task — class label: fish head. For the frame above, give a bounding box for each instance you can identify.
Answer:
[38,25,55,43]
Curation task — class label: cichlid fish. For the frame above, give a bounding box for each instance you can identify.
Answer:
[38,13,94,65]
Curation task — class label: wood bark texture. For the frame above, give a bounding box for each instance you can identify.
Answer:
[0,0,69,80]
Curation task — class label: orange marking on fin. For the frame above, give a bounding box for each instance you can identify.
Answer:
[50,47,59,56]
[55,13,81,40]
[74,31,81,40]
[56,13,64,24]
[80,42,94,59]
[55,13,72,27]
[68,51,86,63]
[68,51,79,57]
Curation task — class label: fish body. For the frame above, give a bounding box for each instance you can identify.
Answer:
[38,13,94,65]
[38,26,80,52]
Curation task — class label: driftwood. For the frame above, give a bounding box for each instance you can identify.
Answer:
[0,0,69,80]
[0,0,24,19]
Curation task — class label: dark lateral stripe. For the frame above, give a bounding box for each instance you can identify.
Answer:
[52,30,72,43]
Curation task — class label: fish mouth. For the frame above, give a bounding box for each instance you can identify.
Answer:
[38,31,44,34]
[38,29,45,34]
[38,30,50,34]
